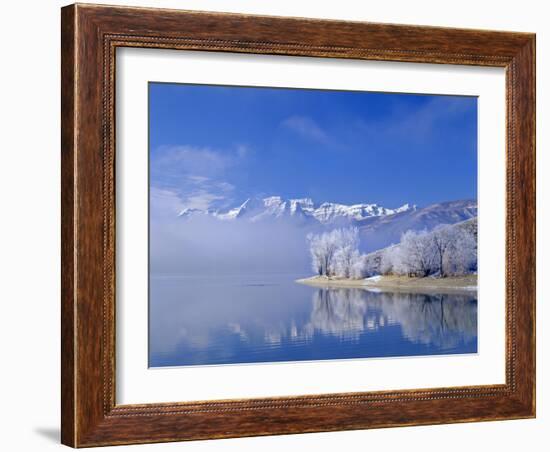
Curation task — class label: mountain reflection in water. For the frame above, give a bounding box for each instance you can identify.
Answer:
[149,275,477,367]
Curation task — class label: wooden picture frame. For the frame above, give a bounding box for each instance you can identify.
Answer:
[61,3,535,447]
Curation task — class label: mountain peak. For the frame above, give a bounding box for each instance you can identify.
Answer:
[394,203,416,214]
[179,196,416,225]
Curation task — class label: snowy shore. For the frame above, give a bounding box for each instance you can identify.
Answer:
[295,274,477,294]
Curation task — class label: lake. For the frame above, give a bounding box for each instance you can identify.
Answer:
[149,274,477,367]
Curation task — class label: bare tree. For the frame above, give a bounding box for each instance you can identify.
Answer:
[377,220,477,278]
[431,225,454,277]
[446,227,477,275]
[306,232,325,276]
[307,227,363,278]
[379,246,398,275]
[332,228,360,278]
[308,220,477,280]
[306,230,340,276]
[350,253,368,279]
[307,232,336,276]
[400,230,436,277]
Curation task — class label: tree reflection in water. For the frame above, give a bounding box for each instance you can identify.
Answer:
[305,288,477,350]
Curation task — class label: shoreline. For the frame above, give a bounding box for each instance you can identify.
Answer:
[295,274,477,295]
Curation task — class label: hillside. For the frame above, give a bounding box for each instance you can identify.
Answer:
[356,199,477,252]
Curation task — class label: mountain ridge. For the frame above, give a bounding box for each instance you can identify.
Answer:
[177,196,477,253]
[178,195,415,225]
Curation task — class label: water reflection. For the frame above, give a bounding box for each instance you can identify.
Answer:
[256,288,476,349]
[309,289,477,349]
[149,276,477,367]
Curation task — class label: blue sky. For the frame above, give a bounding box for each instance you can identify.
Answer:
[149,82,477,216]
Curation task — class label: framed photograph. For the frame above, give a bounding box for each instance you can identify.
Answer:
[61,3,535,447]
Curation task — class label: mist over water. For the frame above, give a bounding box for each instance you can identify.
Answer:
[150,215,315,276]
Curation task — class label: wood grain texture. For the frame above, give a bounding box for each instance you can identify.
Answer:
[60,5,76,446]
[60,3,536,447]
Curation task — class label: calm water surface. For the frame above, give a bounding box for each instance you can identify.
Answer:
[149,274,477,367]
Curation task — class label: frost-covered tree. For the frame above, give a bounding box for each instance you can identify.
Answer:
[306,232,335,276]
[379,246,398,275]
[350,253,368,279]
[307,227,364,278]
[308,220,477,279]
[399,230,436,277]
[432,225,454,277]
[376,220,477,278]
[445,227,477,275]
[307,230,339,276]
[332,228,360,278]
[306,233,323,275]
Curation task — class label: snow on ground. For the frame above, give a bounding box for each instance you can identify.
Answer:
[459,286,478,291]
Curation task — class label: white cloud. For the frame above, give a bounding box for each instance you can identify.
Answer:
[282,115,329,144]
[184,190,227,210]
[216,181,235,193]
[186,175,210,183]
[151,145,237,181]
[179,179,236,210]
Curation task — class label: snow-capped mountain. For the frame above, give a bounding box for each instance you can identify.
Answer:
[178,196,414,225]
